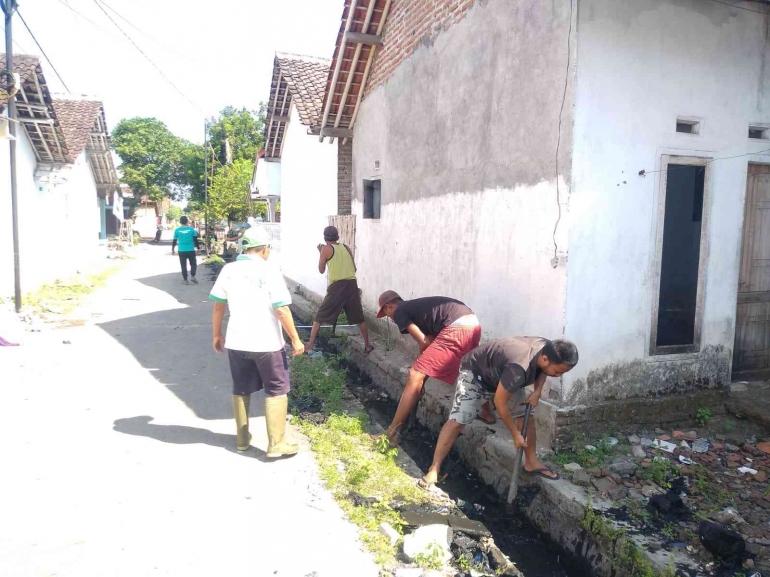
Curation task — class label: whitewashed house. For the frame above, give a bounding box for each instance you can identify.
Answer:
[308,0,770,408]
[253,53,351,296]
[0,55,120,296]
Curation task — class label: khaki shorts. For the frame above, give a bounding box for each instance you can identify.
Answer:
[315,279,365,325]
[448,370,531,425]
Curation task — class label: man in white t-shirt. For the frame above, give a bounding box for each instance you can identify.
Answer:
[209,227,304,457]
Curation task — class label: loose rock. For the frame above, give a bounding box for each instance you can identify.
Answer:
[572,470,591,487]
[628,434,641,445]
[609,461,638,478]
[632,445,647,459]
[711,508,746,526]
[693,439,710,453]
[379,522,400,546]
[563,463,583,473]
[402,525,452,564]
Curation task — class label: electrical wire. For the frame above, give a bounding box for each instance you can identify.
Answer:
[56,0,116,37]
[0,22,32,54]
[638,147,770,177]
[704,0,770,16]
[552,0,573,266]
[91,0,203,115]
[96,0,188,61]
[16,10,71,92]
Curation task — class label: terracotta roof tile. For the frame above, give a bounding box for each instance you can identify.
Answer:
[276,53,331,126]
[0,54,41,111]
[51,99,104,162]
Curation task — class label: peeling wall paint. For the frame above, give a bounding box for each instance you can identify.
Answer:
[565,345,731,405]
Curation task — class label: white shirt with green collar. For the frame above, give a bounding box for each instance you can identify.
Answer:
[209,254,292,352]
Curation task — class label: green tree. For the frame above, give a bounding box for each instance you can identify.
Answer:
[209,158,266,224]
[112,118,186,201]
[166,206,182,222]
[208,105,266,164]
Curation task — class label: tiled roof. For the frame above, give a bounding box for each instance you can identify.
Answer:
[276,53,330,126]
[263,53,330,159]
[52,99,104,162]
[318,0,391,141]
[0,53,70,164]
[0,54,40,110]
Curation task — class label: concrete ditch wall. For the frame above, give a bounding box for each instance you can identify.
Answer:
[289,290,696,577]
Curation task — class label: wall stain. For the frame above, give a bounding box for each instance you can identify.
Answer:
[564,344,730,405]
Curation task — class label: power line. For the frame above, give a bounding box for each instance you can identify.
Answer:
[704,0,770,16]
[97,0,182,57]
[91,0,203,115]
[0,22,31,54]
[16,10,71,92]
[638,147,770,177]
[56,0,116,37]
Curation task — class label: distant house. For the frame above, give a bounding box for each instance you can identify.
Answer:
[0,54,120,295]
[308,0,770,406]
[132,193,170,239]
[249,148,281,221]
[253,52,351,295]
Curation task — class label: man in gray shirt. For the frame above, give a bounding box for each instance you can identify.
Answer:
[419,337,579,489]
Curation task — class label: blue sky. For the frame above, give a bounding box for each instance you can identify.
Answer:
[8,0,342,142]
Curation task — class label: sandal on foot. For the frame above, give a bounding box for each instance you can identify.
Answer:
[363,346,374,355]
[523,467,560,481]
[417,477,435,490]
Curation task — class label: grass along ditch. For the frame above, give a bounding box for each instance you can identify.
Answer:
[287,344,586,577]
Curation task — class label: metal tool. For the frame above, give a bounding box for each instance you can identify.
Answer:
[506,403,533,512]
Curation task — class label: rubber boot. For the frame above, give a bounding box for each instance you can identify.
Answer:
[265,394,298,458]
[232,394,252,451]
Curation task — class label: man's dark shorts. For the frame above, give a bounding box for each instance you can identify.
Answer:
[315,279,365,325]
[227,349,290,397]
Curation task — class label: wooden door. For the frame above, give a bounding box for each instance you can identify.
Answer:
[734,164,770,377]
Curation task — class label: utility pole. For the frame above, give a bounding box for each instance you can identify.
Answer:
[3,0,21,312]
[203,118,209,256]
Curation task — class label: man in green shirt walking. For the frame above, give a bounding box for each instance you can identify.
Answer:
[172,216,201,285]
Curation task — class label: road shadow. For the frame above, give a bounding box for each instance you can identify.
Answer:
[113,416,278,462]
[97,269,240,420]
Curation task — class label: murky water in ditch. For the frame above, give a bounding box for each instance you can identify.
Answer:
[291,322,594,577]
[346,362,592,577]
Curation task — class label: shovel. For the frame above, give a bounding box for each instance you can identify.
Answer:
[505,403,533,513]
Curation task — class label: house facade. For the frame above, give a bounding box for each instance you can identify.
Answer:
[311,0,770,405]
[255,53,349,295]
[0,55,120,296]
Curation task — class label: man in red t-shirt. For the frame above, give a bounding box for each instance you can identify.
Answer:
[376,290,495,446]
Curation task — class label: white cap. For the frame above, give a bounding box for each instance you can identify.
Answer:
[241,226,271,249]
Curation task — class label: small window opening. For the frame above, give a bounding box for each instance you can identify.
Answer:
[749,126,769,140]
[363,179,381,219]
[655,164,706,349]
[676,119,700,135]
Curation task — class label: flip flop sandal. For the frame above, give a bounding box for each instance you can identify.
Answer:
[363,346,374,355]
[417,477,435,490]
[523,467,561,481]
[476,413,497,425]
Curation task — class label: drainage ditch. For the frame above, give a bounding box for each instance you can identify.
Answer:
[297,327,592,577]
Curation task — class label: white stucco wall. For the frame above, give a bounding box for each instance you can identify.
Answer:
[0,129,37,297]
[279,104,338,295]
[564,0,770,400]
[254,157,281,197]
[350,0,575,346]
[0,133,100,297]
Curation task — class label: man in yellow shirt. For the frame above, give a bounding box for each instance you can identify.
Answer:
[306,226,373,354]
